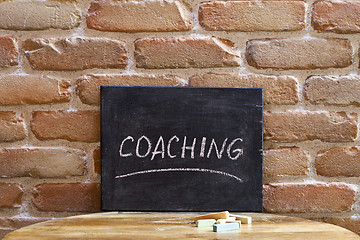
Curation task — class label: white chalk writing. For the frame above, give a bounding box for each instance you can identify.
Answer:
[119,135,243,161]
[115,168,243,182]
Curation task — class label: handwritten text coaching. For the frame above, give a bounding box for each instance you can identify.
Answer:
[119,136,244,161]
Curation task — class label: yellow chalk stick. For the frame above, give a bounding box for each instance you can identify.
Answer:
[194,211,230,222]
[229,214,252,224]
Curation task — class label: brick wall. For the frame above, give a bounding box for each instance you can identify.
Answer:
[1,0,360,238]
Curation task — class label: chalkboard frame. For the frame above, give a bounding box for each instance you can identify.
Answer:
[101,86,263,212]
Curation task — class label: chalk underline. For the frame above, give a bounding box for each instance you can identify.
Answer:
[115,168,243,182]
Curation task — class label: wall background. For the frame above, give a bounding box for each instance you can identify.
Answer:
[1,0,360,237]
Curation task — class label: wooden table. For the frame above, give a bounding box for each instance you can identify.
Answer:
[3,212,360,239]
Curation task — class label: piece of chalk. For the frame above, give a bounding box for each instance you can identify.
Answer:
[229,214,252,224]
[196,219,216,227]
[216,219,227,224]
[216,217,236,224]
[194,211,229,222]
[226,221,241,227]
[213,223,240,232]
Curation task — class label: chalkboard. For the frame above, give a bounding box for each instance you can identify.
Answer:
[101,87,263,212]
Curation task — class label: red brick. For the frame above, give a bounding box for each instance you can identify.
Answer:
[0,229,12,239]
[87,0,193,32]
[0,217,50,239]
[199,1,305,32]
[0,148,87,178]
[303,76,360,106]
[263,183,355,213]
[93,146,101,175]
[0,217,50,231]
[315,147,360,177]
[264,111,357,142]
[312,1,360,34]
[0,183,23,208]
[134,37,240,69]
[0,36,18,67]
[318,217,360,235]
[0,112,26,142]
[0,75,71,105]
[0,1,80,30]
[76,74,186,105]
[189,73,298,105]
[263,148,310,177]
[24,37,128,71]
[32,183,100,212]
[246,38,352,70]
[31,111,100,142]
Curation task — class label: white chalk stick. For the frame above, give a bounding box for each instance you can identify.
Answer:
[229,214,252,224]
[216,219,227,224]
[226,221,241,227]
[216,217,236,224]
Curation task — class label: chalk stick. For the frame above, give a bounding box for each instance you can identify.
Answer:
[226,221,241,227]
[196,219,216,227]
[194,211,229,222]
[215,217,236,224]
[229,214,252,224]
[213,223,240,232]
[216,219,227,224]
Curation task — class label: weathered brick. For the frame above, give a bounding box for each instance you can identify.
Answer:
[0,36,18,67]
[0,112,26,142]
[263,183,355,213]
[24,37,127,71]
[315,147,360,177]
[0,217,50,229]
[0,229,12,239]
[0,148,86,178]
[76,74,186,105]
[304,76,360,106]
[0,0,80,30]
[312,1,360,34]
[0,183,23,208]
[93,146,100,175]
[264,111,357,142]
[31,111,100,142]
[199,1,305,32]
[0,75,70,105]
[0,217,50,239]
[189,73,298,105]
[318,217,360,235]
[263,148,310,177]
[32,183,101,212]
[246,38,352,70]
[87,0,193,32]
[134,37,240,69]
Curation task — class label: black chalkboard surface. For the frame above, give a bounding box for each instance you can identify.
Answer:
[101,86,263,212]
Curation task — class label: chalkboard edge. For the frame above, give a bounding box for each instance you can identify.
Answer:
[100,85,263,91]
[99,86,264,213]
[101,207,263,213]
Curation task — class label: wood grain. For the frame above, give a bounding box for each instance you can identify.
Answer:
[4,212,360,240]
